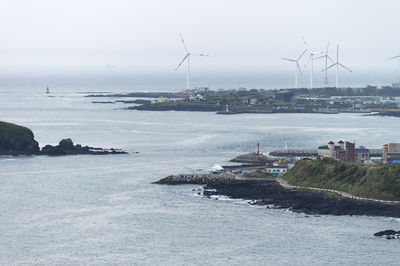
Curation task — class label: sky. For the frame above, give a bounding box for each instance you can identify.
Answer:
[0,0,399,74]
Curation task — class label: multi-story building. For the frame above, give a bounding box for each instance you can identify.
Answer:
[318,140,355,162]
[382,143,400,164]
[274,91,294,102]
[355,146,370,163]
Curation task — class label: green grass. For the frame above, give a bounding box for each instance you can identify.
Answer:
[284,158,400,201]
[0,121,34,141]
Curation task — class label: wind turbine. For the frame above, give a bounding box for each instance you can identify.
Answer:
[304,51,324,89]
[315,41,335,85]
[387,54,400,84]
[175,34,208,91]
[281,48,307,89]
[322,44,352,88]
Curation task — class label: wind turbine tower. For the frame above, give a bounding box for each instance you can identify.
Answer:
[304,51,324,89]
[387,54,400,84]
[315,41,334,85]
[322,44,352,88]
[281,46,307,89]
[175,34,208,91]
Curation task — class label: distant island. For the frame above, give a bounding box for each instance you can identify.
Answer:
[0,121,128,156]
[86,85,400,116]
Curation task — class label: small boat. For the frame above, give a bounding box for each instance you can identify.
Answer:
[46,85,50,94]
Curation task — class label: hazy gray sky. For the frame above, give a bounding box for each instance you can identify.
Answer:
[0,0,399,72]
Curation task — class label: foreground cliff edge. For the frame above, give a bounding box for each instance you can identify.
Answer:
[154,158,400,218]
[0,121,127,156]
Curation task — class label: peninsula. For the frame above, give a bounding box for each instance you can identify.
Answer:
[86,85,400,115]
[154,156,400,217]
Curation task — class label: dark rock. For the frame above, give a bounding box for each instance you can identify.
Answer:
[39,139,128,156]
[115,100,152,104]
[374,230,400,237]
[41,144,66,156]
[59,138,74,150]
[201,180,400,217]
[155,173,400,218]
[0,121,128,156]
[91,101,114,104]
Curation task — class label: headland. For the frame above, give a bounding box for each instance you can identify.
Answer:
[154,154,400,218]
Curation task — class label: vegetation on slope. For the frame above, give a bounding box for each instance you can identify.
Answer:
[284,158,400,201]
[0,121,39,154]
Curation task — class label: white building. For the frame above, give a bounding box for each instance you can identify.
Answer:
[266,166,288,175]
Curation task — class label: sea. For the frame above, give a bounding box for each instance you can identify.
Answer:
[1,71,400,265]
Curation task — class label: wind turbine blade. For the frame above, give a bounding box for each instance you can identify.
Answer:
[296,62,303,76]
[179,34,189,52]
[191,53,209,56]
[326,41,330,54]
[281,58,296,62]
[303,55,312,70]
[321,63,337,72]
[296,49,308,61]
[314,55,325,60]
[301,37,308,47]
[327,55,335,64]
[339,63,352,72]
[174,54,189,71]
[387,55,400,60]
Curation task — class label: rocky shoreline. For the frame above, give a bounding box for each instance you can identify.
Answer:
[127,103,351,115]
[367,110,400,118]
[128,103,222,112]
[154,173,400,218]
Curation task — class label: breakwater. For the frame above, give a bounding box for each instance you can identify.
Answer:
[153,172,235,185]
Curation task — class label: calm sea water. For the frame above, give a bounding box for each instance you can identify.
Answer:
[1,73,400,265]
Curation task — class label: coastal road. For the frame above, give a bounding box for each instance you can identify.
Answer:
[276,176,400,205]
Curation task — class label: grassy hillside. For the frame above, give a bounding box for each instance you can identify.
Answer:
[0,121,33,138]
[284,158,400,201]
[0,121,39,154]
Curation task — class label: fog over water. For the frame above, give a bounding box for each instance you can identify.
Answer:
[1,0,400,75]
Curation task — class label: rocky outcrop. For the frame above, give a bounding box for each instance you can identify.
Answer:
[0,121,128,156]
[0,121,40,155]
[374,230,400,237]
[202,180,400,217]
[40,138,127,156]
